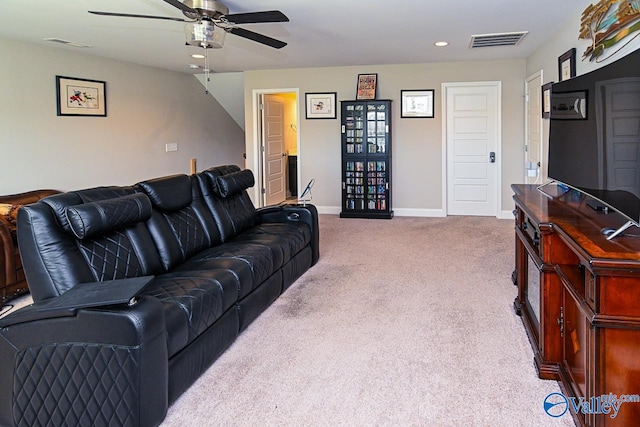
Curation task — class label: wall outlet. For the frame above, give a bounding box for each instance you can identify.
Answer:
[165,143,178,152]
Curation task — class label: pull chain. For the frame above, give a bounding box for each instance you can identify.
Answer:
[203,44,210,95]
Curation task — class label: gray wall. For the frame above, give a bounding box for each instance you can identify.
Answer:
[0,38,245,194]
[244,60,526,217]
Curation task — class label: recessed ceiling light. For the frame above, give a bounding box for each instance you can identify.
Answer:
[191,54,205,59]
[434,41,449,47]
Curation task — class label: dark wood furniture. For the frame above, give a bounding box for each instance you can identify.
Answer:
[513,184,640,427]
[340,99,393,219]
[0,189,59,304]
[288,154,297,197]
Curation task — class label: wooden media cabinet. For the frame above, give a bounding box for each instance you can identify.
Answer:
[512,184,640,427]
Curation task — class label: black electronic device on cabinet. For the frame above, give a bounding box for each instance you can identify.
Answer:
[340,100,393,219]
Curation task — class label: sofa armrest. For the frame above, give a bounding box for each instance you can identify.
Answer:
[0,276,154,328]
[257,204,319,265]
[0,294,168,427]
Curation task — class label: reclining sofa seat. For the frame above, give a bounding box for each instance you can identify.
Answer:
[195,165,317,291]
[0,165,318,427]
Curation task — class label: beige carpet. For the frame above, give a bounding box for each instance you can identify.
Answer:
[161,215,575,426]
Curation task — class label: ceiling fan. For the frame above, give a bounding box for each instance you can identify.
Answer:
[89,0,289,50]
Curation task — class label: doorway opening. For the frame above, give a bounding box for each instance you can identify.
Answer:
[525,71,544,184]
[251,89,300,207]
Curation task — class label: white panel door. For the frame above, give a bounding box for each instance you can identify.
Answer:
[525,72,543,183]
[262,94,286,205]
[445,83,500,216]
[602,79,640,196]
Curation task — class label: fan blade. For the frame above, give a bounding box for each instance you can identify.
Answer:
[224,10,289,24]
[228,27,287,49]
[89,11,186,22]
[162,0,198,15]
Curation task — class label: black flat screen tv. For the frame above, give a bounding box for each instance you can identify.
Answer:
[547,47,640,238]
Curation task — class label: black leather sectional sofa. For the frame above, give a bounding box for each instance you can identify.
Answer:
[0,165,319,427]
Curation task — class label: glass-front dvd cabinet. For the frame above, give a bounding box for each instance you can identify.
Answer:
[340,99,393,219]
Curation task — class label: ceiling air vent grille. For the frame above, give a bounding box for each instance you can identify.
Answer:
[469,32,528,48]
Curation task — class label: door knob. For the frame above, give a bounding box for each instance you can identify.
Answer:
[489,152,496,163]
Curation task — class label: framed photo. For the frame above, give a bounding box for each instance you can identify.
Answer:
[558,48,576,82]
[401,89,435,118]
[551,90,588,120]
[356,73,377,100]
[541,82,553,119]
[56,76,107,116]
[305,92,337,119]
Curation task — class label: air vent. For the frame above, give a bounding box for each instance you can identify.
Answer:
[469,32,528,48]
[43,38,92,48]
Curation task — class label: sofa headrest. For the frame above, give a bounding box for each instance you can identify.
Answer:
[65,193,152,240]
[137,174,192,211]
[214,169,255,198]
[203,165,241,178]
[42,186,138,233]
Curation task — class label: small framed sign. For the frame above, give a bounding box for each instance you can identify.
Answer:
[56,76,107,117]
[558,48,576,82]
[356,73,377,100]
[542,82,553,119]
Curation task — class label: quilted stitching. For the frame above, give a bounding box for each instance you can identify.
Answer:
[143,276,225,341]
[195,243,273,286]
[90,194,148,227]
[13,344,139,427]
[79,231,143,281]
[164,208,209,260]
[218,197,258,237]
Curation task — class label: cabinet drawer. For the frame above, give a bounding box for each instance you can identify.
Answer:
[521,216,541,256]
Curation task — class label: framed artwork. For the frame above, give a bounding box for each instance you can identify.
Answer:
[305,92,337,119]
[541,82,553,119]
[558,48,576,82]
[579,0,640,62]
[56,76,107,116]
[356,73,377,100]
[401,89,435,118]
[551,90,588,120]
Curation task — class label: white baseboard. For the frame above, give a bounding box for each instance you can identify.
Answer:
[316,206,446,217]
[316,206,514,219]
[393,208,446,217]
[500,209,515,220]
[316,206,341,215]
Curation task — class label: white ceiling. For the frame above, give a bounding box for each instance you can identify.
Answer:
[0,0,588,74]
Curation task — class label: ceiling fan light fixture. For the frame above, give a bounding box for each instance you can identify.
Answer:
[184,21,225,49]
